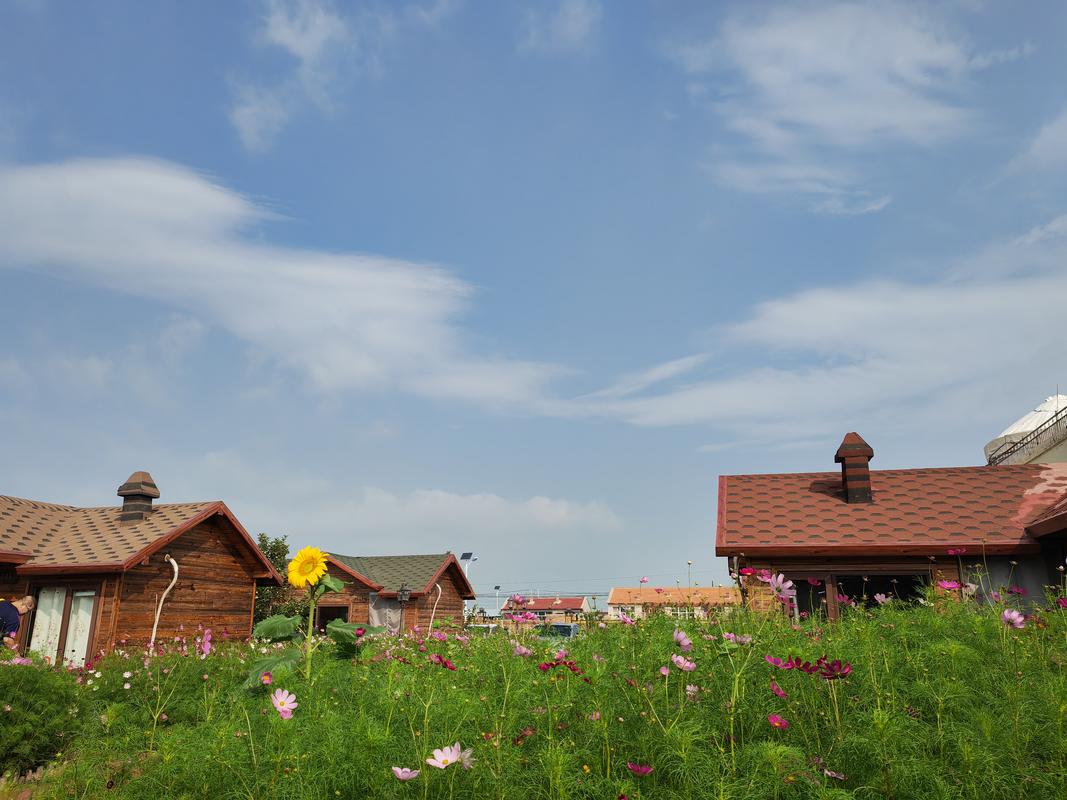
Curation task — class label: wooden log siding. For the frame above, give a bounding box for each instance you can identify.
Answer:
[410,569,466,631]
[315,563,371,625]
[114,518,259,645]
[0,567,28,600]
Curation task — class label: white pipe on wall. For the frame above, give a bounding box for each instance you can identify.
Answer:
[149,555,179,649]
[426,583,443,635]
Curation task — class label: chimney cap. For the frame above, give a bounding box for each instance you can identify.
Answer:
[834,432,873,463]
[117,471,160,499]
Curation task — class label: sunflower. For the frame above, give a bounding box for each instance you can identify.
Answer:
[287,546,328,589]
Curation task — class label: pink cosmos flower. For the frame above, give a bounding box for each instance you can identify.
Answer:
[824,769,846,780]
[673,629,693,652]
[270,689,297,718]
[1057,597,1067,609]
[947,547,967,556]
[619,613,635,625]
[392,767,420,781]
[770,680,787,699]
[659,666,670,676]
[1007,585,1028,596]
[990,591,1002,602]
[739,567,755,576]
[626,763,653,776]
[588,711,601,721]
[1001,609,1025,629]
[426,741,462,769]
[769,573,797,601]
[512,643,533,657]
[806,577,821,586]
[200,629,212,656]
[670,653,696,672]
[639,576,648,584]
[755,569,773,583]
[654,588,663,594]
[260,672,273,685]
[873,593,889,605]
[554,649,568,661]
[685,684,700,699]
[431,631,448,642]
[937,580,961,590]
[767,714,790,730]
[764,655,800,670]
[509,594,526,606]
[722,632,753,645]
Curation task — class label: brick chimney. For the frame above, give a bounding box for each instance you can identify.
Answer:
[834,433,874,503]
[117,471,160,522]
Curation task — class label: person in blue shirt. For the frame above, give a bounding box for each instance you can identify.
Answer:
[1,595,35,652]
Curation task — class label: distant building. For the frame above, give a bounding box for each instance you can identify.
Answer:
[606,586,739,621]
[317,552,476,634]
[985,394,1067,465]
[716,432,1067,619]
[500,596,590,622]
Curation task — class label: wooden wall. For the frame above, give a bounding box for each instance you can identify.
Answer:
[409,566,467,630]
[114,517,259,647]
[315,563,371,625]
[0,566,28,600]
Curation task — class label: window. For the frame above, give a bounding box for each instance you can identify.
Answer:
[28,585,99,667]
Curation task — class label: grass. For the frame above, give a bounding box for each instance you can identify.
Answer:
[2,594,1065,800]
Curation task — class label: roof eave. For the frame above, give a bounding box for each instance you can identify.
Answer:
[716,541,1042,558]
[325,556,384,591]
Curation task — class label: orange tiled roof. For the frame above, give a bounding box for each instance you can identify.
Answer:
[502,596,587,612]
[1,495,234,572]
[607,587,740,606]
[716,462,1067,557]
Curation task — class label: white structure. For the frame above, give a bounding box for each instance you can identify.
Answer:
[985,394,1067,465]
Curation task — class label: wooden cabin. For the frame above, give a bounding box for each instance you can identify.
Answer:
[606,586,739,621]
[716,433,1067,619]
[315,552,476,633]
[0,471,282,665]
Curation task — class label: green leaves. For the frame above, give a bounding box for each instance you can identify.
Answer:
[325,619,385,658]
[243,648,300,689]
[252,614,302,642]
[312,572,346,600]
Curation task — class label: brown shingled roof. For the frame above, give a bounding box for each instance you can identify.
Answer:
[716,462,1067,557]
[0,495,282,582]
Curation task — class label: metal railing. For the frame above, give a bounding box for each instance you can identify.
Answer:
[987,403,1067,465]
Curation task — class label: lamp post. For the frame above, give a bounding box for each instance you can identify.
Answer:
[397,583,411,633]
[494,585,501,618]
[687,560,693,589]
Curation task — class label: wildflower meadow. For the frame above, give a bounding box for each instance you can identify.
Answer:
[2,563,1065,799]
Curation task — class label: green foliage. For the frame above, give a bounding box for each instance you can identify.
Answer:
[0,654,86,777]
[324,619,384,659]
[253,614,303,642]
[10,600,1067,800]
[252,533,309,623]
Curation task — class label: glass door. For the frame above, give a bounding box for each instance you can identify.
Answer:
[28,587,66,663]
[27,586,98,666]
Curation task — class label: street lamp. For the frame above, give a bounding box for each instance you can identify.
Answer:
[398,583,411,633]
[494,585,501,617]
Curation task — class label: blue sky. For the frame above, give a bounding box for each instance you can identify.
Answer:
[2,0,1067,604]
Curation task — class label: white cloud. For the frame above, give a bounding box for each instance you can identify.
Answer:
[673,2,1024,212]
[579,214,1067,442]
[230,0,458,152]
[1008,108,1067,173]
[520,0,601,54]
[582,354,708,400]
[0,157,564,410]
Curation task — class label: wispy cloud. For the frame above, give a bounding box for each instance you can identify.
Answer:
[1007,108,1067,174]
[230,0,458,153]
[672,2,1025,214]
[579,214,1067,443]
[0,157,565,411]
[520,0,601,54]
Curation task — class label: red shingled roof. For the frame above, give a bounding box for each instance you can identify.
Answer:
[716,462,1067,557]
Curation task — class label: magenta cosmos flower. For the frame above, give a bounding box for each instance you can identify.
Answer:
[392,767,420,781]
[1001,609,1026,629]
[1057,597,1067,609]
[259,672,273,686]
[270,689,297,719]
[947,547,967,556]
[767,714,790,730]
[673,629,693,652]
[770,680,787,699]
[937,580,961,590]
[626,763,653,776]
[426,742,462,769]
